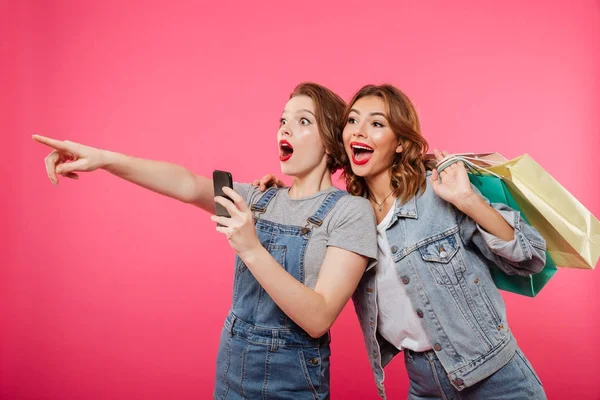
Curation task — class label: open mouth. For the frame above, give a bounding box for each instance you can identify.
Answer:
[279,140,294,162]
[350,142,374,165]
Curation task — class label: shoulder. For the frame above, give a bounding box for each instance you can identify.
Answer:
[336,192,372,211]
[232,182,253,203]
[233,183,281,205]
[329,191,376,224]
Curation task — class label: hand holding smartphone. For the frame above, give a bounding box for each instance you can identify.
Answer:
[213,170,233,226]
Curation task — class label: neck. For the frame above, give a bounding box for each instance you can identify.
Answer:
[365,169,395,201]
[288,161,333,199]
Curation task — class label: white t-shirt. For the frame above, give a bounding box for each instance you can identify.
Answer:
[376,203,432,352]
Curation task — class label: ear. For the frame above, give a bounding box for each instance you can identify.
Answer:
[395,142,403,154]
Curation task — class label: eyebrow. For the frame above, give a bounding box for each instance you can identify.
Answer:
[349,109,387,118]
[282,109,316,117]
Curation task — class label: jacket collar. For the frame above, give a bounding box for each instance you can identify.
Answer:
[394,195,418,219]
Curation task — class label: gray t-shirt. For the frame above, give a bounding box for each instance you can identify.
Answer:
[233,183,378,289]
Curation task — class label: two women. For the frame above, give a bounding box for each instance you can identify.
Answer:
[36,81,548,399]
[259,84,547,399]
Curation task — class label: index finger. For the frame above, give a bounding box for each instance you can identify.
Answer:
[214,195,238,216]
[222,186,249,213]
[32,134,72,152]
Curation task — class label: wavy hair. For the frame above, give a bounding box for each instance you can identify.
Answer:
[342,84,432,204]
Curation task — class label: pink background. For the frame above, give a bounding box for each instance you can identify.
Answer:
[3,0,600,398]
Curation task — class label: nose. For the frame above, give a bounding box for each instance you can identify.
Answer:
[279,125,292,138]
[353,121,368,138]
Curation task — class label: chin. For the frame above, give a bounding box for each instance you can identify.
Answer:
[280,163,296,177]
[350,164,370,178]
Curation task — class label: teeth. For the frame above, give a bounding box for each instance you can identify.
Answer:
[352,145,373,151]
[281,143,292,149]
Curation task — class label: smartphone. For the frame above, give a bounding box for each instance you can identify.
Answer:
[213,170,233,226]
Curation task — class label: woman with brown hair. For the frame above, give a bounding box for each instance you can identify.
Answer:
[343,84,547,399]
[33,82,378,399]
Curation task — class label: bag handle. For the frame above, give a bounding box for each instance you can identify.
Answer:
[435,154,503,181]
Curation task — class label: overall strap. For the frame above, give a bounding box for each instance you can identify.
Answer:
[250,186,279,217]
[306,190,347,227]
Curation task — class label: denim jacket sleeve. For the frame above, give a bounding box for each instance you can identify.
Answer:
[456,185,547,276]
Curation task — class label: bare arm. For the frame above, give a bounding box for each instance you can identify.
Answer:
[212,186,369,338]
[33,134,215,212]
[102,151,215,211]
[239,245,367,338]
[454,192,514,241]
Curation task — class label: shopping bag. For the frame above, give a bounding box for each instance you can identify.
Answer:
[468,173,558,296]
[485,154,599,270]
[435,153,600,270]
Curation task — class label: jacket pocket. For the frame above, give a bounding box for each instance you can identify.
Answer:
[477,284,503,326]
[418,232,465,285]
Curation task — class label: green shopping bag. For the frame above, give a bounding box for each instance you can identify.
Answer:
[468,173,558,297]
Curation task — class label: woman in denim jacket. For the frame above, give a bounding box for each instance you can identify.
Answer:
[342,84,547,399]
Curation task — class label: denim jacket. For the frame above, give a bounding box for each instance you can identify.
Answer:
[352,174,546,398]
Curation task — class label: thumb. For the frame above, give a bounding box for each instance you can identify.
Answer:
[56,159,88,175]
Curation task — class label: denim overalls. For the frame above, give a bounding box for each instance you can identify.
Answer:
[213,187,347,399]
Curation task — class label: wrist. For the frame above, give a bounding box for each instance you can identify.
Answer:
[238,244,266,266]
[101,150,122,171]
[453,190,484,213]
